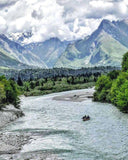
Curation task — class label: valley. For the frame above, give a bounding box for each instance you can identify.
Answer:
[1,1,128,160]
[0,19,128,70]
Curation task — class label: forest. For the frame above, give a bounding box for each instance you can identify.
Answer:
[0,66,120,109]
[17,66,117,96]
[0,66,119,81]
[94,52,128,113]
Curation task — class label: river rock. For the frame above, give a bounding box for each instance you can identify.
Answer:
[0,104,24,128]
[0,133,30,155]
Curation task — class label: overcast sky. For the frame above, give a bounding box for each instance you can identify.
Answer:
[0,0,128,43]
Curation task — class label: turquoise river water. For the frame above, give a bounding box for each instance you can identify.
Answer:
[1,88,128,160]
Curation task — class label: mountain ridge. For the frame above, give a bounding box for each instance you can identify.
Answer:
[0,34,47,69]
[24,37,70,68]
[55,19,128,68]
[1,19,128,69]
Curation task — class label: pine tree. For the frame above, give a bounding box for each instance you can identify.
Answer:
[17,76,23,86]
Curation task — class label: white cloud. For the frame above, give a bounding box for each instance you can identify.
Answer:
[0,16,6,32]
[89,0,113,8]
[73,18,79,33]
[117,2,128,15]
[0,16,6,25]
[0,0,128,43]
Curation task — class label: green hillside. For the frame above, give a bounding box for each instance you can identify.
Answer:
[55,20,128,69]
[0,48,28,69]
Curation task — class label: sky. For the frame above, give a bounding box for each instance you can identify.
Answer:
[0,0,128,43]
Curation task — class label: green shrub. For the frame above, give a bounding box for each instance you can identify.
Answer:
[122,52,128,71]
[0,76,20,109]
[94,52,128,113]
[94,75,112,102]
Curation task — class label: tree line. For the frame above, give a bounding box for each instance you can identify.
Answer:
[0,66,119,81]
[18,75,97,96]
[94,52,128,113]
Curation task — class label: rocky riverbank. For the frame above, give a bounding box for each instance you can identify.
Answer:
[0,102,61,160]
[0,105,24,128]
[0,105,31,159]
[0,133,30,155]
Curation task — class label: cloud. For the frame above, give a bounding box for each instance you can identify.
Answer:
[89,0,113,8]
[0,0,18,9]
[0,0,128,43]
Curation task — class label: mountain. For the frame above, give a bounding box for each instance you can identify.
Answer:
[0,48,29,69]
[24,38,69,68]
[3,19,128,69]
[0,34,47,68]
[9,32,33,44]
[55,19,128,68]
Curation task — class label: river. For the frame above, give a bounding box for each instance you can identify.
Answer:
[1,88,128,160]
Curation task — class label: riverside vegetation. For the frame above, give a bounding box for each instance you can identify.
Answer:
[20,76,95,96]
[0,66,119,110]
[94,52,128,113]
[0,75,20,110]
[18,66,116,96]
